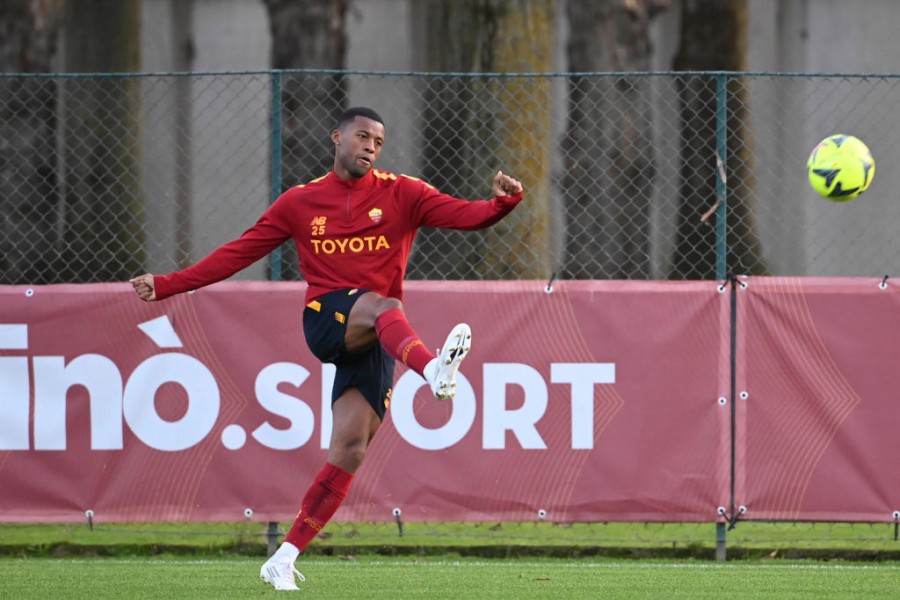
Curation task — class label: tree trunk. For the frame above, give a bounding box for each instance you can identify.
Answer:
[562,0,668,279]
[61,0,143,282]
[411,0,554,280]
[0,0,60,284]
[670,0,765,278]
[263,0,350,280]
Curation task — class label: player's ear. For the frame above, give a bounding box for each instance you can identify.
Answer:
[331,129,341,145]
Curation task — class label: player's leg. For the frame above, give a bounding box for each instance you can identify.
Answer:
[325,387,382,472]
[262,298,389,590]
[342,290,402,352]
[286,391,378,542]
[261,391,380,591]
[347,291,472,400]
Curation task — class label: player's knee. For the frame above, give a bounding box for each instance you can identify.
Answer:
[331,438,368,471]
[373,294,403,316]
[346,446,367,470]
[354,293,402,324]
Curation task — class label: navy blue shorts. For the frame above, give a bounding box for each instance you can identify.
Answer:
[303,288,394,420]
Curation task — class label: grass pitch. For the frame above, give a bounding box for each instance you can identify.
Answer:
[2,556,899,599]
[4,520,900,558]
[3,521,899,598]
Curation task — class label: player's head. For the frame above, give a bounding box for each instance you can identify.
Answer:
[332,107,385,180]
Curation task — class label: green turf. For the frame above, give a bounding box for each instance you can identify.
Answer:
[1,556,899,599]
[2,521,899,559]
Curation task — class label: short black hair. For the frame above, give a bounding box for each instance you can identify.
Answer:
[335,106,385,130]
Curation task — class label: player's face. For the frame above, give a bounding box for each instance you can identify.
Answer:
[333,117,385,179]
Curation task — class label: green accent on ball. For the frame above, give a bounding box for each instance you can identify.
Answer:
[806,134,875,202]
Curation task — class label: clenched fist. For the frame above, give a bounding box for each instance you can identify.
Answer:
[129,273,157,302]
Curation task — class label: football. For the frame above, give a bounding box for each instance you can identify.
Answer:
[806,134,875,201]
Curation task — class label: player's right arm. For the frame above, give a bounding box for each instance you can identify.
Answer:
[129,196,294,302]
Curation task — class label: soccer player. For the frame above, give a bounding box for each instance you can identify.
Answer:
[129,106,523,591]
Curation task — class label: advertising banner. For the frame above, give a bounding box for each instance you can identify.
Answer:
[0,280,729,523]
[735,277,900,522]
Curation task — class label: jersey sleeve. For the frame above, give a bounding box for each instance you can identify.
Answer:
[154,195,294,300]
[403,176,523,231]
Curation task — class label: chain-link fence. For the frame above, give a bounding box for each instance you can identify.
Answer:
[2,70,898,285]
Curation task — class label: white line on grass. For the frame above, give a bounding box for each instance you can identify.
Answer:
[322,561,900,572]
[22,558,900,571]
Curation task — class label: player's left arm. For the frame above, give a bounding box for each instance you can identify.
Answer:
[411,171,524,230]
[130,273,157,301]
[491,170,523,198]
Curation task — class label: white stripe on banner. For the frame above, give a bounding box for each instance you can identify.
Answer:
[0,324,28,349]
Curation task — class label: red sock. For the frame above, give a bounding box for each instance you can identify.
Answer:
[374,308,435,376]
[284,463,354,551]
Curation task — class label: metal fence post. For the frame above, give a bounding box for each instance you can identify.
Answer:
[715,73,728,280]
[716,522,727,561]
[269,70,283,281]
[267,521,280,557]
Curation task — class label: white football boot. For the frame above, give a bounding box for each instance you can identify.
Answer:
[260,555,306,591]
[426,323,472,400]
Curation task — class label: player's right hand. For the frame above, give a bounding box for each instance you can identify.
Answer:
[129,273,157,302]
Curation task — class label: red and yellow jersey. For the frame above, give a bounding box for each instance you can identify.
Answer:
[154,169,523,302]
